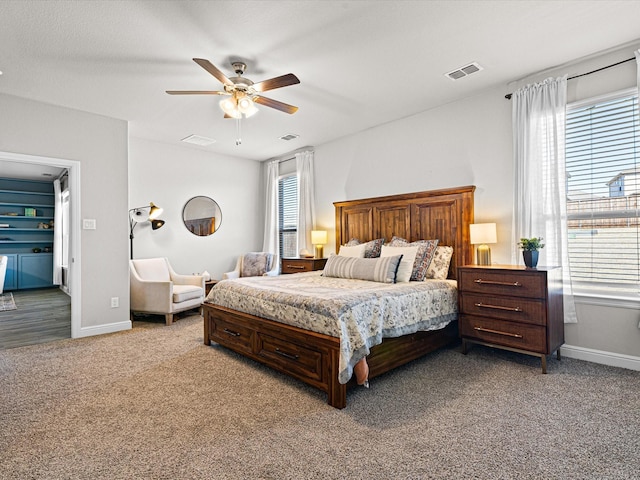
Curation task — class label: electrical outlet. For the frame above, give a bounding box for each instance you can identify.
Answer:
[110,297,119,308]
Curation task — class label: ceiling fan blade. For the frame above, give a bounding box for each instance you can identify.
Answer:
[252,73,300,92]
[193,58,233,86]
[166,90,227,95]
[254,96,298,114]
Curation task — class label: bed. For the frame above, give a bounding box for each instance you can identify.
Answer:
[203,185,475,408]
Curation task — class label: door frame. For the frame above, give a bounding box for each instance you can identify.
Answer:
[0,151,81,337]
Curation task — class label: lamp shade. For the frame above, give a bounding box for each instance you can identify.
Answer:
[151,219,165,230]
[311,230,328,245]
[148,202,163,220]
[470,223,497,245]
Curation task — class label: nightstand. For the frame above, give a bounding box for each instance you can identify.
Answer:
[204,279,219,295]
[457,265,564,373]
[281,257,327,274]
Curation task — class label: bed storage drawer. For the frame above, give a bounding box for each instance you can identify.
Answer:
[459,315,546,353]
[257,333,323,382]
[209,315,254,355]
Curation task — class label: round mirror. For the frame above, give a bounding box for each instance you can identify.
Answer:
[182,196,222,236]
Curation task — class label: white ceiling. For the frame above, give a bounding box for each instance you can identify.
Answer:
[1,0,640,170]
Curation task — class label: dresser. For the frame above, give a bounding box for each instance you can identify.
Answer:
[281,257,327,274]
[457,265,564,373]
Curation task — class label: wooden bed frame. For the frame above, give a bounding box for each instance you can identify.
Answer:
[203,185,475,408]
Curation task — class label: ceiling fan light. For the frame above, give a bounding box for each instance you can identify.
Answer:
[238,96,258,117]
[220,97,240,118]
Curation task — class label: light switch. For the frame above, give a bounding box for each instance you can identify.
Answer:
[83,218,96,230]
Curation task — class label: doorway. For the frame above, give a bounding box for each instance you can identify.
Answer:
[0,151,81,343]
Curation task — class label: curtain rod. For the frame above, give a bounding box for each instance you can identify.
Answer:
[504,57,635,100]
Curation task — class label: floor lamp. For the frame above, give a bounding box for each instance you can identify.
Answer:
[129,202,165,259]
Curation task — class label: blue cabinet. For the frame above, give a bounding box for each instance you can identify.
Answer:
[0,178,55,290]
[18,253,54,289]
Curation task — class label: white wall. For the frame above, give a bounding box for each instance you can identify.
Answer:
[0,93,130,333]
[314,86,514,262]
[313,43,640,365]
[128,137,262,279]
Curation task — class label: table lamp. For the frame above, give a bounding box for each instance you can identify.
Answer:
[470,223,497,266]
[311,230,328,259]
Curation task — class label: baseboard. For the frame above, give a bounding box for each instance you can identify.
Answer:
[74,320,132,338]
[561,344,640,371]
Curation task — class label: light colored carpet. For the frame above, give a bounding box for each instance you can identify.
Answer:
[0,314,638,479]
[0,292,17,312]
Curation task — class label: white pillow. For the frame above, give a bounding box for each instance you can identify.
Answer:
[380,245,419,282]
[338,243,366,258]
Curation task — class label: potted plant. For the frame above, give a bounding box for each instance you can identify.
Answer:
[518,237,544,268]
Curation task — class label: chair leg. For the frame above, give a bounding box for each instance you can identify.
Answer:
[165,313,173,325]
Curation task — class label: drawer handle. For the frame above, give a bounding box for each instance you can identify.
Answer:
[275,348,300,361]
[223,328,241,337]
[285,265,305,270]
[474,279,522,287]
[474,302,523,312]
[474,326,523,338]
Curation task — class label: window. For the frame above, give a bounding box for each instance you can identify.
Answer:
[565,88,640,298]
[278,174,297,259]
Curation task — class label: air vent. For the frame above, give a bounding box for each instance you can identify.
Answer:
[445,62,483,81]
[181,134,216,146]
[279,133,299,141]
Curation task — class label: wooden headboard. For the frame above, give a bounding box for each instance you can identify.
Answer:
[334,186,475,280]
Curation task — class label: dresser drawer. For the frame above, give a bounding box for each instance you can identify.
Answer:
[281,258,327,274]
[460,292,546,326]
[282,259,314,273]
[209,315,254,355]
[459,269,546,298]
[460,315,546,353]
[257,332,323,383]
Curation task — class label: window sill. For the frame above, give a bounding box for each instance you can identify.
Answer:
[573,293,640,310]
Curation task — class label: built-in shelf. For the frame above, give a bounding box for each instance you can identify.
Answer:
[0,177,55,291]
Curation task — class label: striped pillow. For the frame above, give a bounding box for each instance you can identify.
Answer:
[322,254,403,283]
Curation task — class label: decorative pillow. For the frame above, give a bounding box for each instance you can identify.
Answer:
[426,246,454,280]
[241,252,272,277]
[338,243,367,258]
[322,254,402,283]
[388,236,439,281]
[344,238,384,258]
[380,245,419,282]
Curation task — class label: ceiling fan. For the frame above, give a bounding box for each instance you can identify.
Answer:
[166,58,300,119]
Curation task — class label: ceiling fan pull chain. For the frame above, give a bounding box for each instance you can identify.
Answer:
[235,118,242,145]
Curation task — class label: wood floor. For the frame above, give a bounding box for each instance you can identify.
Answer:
[0,287,71,349]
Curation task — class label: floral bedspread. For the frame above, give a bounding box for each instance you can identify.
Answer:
[205,271,458,384]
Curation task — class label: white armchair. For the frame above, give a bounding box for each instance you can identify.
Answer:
[0,255,7,294]
[130,257,204,325]
[222,252,279,280]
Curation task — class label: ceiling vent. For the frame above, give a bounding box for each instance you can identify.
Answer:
[279,133,299,141]
[445,62,483,81]
[181,134,216,146]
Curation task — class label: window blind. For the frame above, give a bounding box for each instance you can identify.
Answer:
[565,89,640,297]
[278,174,298,259]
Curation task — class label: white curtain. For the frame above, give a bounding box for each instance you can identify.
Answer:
[512,75,577,323]
[52,178,63,285]
[296,150,316,254]
[262,160,280,271]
